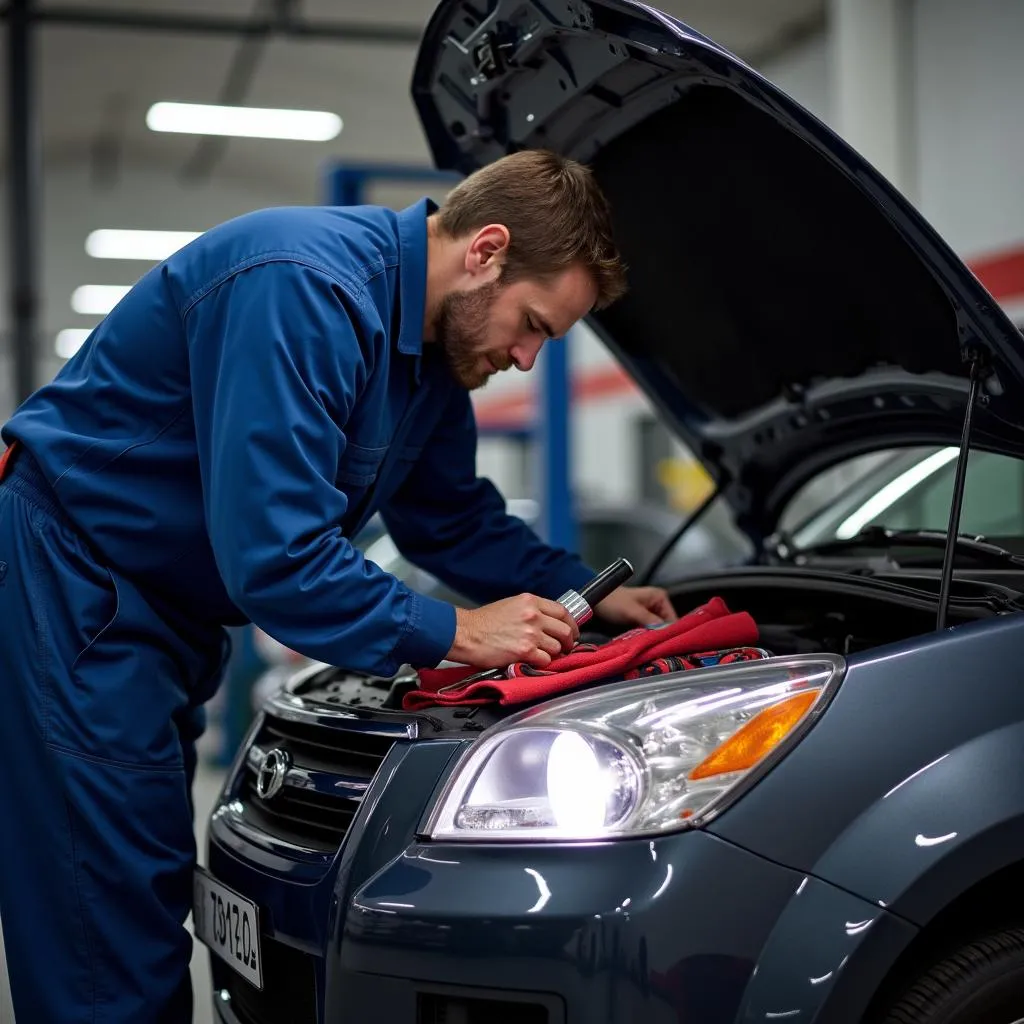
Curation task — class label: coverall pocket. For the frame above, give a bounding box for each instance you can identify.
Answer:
[336,440,388,487]
[28,515,120,672]
[30,520,198,768]
[70,568,119,670]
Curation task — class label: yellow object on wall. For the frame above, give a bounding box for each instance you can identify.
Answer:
[656,457,715,512]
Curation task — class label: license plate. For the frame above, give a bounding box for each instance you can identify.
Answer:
[192,866,263,990]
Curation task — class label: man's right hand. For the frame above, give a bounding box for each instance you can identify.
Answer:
[447,594,580,669]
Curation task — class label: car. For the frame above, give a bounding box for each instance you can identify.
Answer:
[195,3,1024,1023]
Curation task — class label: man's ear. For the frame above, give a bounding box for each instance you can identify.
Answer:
[464,223,510,280]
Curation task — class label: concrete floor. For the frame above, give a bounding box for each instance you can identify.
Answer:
[0,760,230,1024]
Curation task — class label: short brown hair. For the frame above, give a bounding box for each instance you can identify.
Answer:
[436,149,627,310]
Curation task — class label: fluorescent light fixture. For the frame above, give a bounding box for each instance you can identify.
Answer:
[146,101,342,141]
[86,228,202,261]
[834,446,960,539]
[71,284,132,315]
[55,328,93,360]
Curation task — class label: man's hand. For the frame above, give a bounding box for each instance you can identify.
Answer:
[449,594,580,669]
[595,585,677,628]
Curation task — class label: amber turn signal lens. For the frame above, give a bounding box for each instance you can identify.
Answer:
[688,689,821,781]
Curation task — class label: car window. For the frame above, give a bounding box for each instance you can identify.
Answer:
[869,450,1024,536]
[791,447,1024,545]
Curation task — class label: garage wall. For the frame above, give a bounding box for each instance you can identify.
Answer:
[759,29,832,125]
[6,7,1024,519]
[912,0,1024,259]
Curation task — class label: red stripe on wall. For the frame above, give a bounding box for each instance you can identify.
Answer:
[473,244,1024,429]
[475,364,637,428]
[969,247,1024,302]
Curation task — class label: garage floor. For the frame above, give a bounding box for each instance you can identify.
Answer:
[0,760,229,1024]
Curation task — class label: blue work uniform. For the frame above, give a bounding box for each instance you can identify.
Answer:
[0,199,593,1023]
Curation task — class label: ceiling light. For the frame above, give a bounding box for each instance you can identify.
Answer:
[71,284,132,315]
[146,101,342,141]
[55,328,93,360]
[86,229,203,261]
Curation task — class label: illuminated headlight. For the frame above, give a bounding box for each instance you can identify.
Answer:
[424,655,844,841]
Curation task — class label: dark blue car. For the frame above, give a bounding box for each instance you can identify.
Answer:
[196,2,1024,1022]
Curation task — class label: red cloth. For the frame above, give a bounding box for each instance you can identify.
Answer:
[0,442,17,482]
[402,596,759,711]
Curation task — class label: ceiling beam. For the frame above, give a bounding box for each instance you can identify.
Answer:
[0,5,423,45]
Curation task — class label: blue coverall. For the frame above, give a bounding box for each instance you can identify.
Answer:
[0,199,594,1022]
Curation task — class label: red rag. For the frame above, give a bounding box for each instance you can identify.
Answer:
[0,442,18,482]
[402,596,759,711]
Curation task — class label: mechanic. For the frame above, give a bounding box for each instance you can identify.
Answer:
[0,148,676,1022]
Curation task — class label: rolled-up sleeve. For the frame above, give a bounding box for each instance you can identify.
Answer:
[380,384,595,605]
[184,259,456,674]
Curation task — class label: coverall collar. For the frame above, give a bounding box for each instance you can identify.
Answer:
[396,197,438,364]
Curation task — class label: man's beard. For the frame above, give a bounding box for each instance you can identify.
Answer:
[433,280,512,390]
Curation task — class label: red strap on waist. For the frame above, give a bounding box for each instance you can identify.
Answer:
[0,442,18,482]
[403,597,760,710]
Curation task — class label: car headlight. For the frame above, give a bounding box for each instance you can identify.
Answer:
[424,655,844,841]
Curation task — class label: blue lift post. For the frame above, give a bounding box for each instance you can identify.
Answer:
[324,159,578,549]
[539,331,576,551]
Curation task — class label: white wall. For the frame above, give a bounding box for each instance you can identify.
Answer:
[759,30,832,125]
[755,0,1024,266]
[913,0,1024,258]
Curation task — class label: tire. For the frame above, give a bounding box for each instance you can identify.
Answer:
[877,926,1024,1024]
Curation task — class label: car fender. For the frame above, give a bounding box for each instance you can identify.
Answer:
[810,720,1024,926]
[711,615,1024,927]
[732,722,1024,1021]
[735,874,918,1024]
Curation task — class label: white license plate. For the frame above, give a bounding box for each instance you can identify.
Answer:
[193,867,263,990]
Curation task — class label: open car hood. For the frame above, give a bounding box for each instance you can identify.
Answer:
[412,0,1024,540]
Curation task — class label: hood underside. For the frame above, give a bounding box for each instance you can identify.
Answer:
[412,0,1024,536]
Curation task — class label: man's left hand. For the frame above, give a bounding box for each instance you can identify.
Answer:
[595,585,677,628]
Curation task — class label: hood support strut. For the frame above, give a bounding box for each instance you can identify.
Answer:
[936,352,986,631]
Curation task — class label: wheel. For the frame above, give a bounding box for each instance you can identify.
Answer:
[876,926,1024,1024]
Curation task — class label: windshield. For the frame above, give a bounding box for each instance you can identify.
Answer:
[790,446,1024,548]
[644,445,1024,580]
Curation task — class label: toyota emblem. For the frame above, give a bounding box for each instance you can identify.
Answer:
[256,748,290,800]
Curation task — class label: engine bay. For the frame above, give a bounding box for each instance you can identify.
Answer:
[281,564,1024,736]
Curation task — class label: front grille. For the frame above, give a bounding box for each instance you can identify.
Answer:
[236,703,399,853]
[223,936,317,1024]
[259,714,395,778]
[241,771,358,852]
[417,993,552,1024]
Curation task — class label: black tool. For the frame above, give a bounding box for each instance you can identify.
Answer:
[557,556,635,628]
[439,557,635,690]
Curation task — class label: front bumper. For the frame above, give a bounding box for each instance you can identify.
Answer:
[332,829,806,1024]
[205,702,916,1024]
